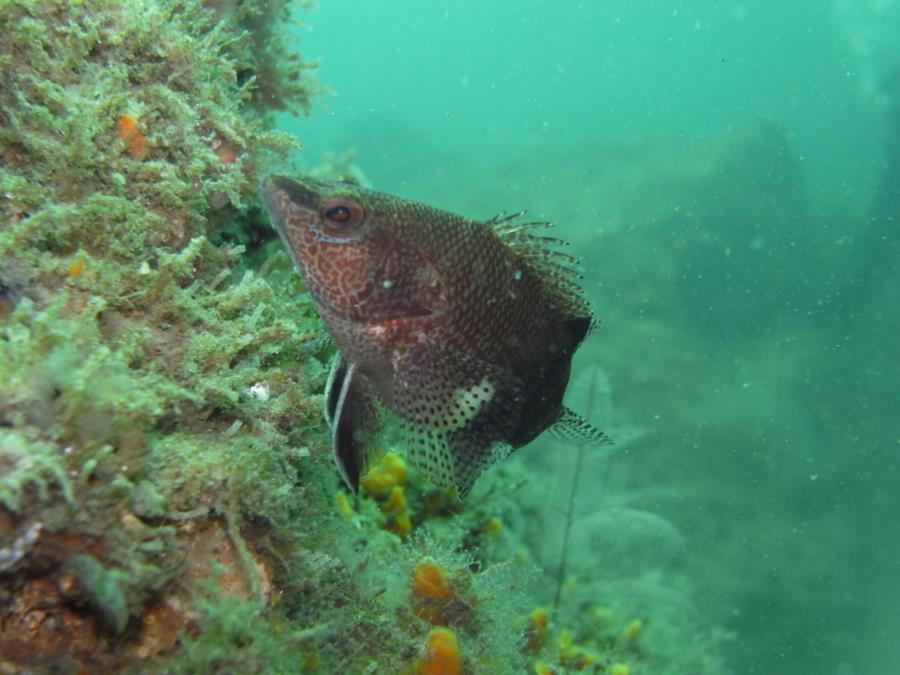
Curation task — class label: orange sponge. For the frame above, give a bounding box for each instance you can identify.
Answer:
[417,627,461,675]
[412,561,454,602]
[116,114,148,159]
[411,560,456,624]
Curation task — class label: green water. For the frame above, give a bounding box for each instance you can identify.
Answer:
[281,2,898,673]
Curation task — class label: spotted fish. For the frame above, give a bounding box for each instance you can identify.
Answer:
[262,175,610,497]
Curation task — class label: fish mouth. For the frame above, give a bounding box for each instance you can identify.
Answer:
[262,175,319,208]
[261,175,318,235]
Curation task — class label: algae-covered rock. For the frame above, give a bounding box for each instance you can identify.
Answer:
[0,0,329,671]
[0,2,543,673]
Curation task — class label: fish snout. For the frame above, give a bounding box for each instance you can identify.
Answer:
[261,175,320,225]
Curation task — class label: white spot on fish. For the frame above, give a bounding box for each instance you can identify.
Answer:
[441,377,495,431]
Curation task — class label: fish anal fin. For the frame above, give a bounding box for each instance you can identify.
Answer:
[404,425,511,499]
[549,407,614,446]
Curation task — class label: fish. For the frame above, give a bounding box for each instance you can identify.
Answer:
[262,175,611,497]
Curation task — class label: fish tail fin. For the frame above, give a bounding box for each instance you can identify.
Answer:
[549,407,614,446]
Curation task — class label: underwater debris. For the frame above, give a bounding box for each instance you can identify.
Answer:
[0,521,42,574]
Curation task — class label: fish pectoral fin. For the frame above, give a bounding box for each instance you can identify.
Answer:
[549,407,614,446]
[324,353,346,429]
[328,357,381,493]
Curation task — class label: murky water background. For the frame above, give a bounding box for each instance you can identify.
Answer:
[281,2,900,672]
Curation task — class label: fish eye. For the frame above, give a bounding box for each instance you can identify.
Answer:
[320,196,364,235]
[325,205,352,223]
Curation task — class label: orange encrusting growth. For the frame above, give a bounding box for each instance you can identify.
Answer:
[360,451,408,497]
[416,627,461,675]
[484,516,503,535]
[66,258,86,278]
[360,452,413,537]
[557,629,597,670]
[116,114,148,159]
[212,136,240,164]
[334,491,354,519]
[411,560,455,625]
[524,607,549,652]
[382,485,412,536]
[412,561,454,601]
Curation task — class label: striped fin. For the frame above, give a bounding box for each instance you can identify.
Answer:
[487,211,593,320]
[549,407,614,446]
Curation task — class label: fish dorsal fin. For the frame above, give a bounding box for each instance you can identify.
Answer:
[549,407,614,446]
[487,211,593,320]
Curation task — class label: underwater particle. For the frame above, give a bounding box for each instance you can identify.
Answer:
[610,664,630,675]
[116,114,148,160]
[0,521,42,574]
[334,491,355,519]
[262,176,612,497]
[524,606,549,652]
[416,627,461,675]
